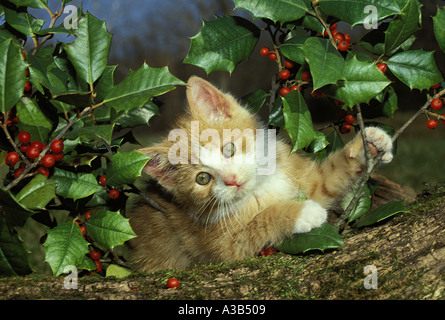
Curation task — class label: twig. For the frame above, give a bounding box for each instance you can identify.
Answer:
[128,183,167,214]
[32,4,65,55]
[335,88,445,229]
[311,0,338,50]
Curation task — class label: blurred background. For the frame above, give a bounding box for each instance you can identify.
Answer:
[30,0,445,192]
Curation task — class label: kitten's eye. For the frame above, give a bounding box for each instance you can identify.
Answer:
[222,142,235,158]
[196,172,211,185]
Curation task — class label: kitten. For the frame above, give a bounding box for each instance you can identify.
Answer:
[128,76,393,272]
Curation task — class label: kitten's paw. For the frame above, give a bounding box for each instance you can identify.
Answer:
[364,127,393,164]
[293,200,327,234]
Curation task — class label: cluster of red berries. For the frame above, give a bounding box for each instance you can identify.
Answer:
[75,211,103,273]
[324,23,351,51]
[426,84,445,129]
[4,131,64,178]
[98,174,121,199]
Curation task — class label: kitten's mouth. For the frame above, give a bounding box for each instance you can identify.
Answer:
[224,176,244,189]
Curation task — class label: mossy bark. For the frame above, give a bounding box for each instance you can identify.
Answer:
[0,184,443,300]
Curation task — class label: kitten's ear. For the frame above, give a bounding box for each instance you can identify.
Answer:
[137,146,176,191]
[186,76,233,120]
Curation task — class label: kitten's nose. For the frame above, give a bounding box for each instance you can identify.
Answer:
[224,175,241,188]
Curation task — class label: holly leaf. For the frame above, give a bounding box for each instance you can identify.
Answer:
[318,0,403,26]
[282,90,316,153]
[242,89,268,114]
[64,13,112,85]
[8,0,48,9]
[386,50,444,90]
[15,174,56,211]
[0,188,33,228]
[85,210,136,249]
[433,7,445,53]
[324,56,391,107]
[3,7,44,37]
[342,184,373,223]
[384,0,421,56]
[65,124,114,145]
[233,0,311,24]
[353,200,409,228]
[113,100,159,128]
[104,63,184,112]
[0,212,32,276]
[302,37,345,91]
[275,223,344,254]
[16,97,52,143]
[280,36,306,65]
[106,151,150,187]
[106,264,132,279]
[183,16,260,75]
[44,221,91,276]
[51,168,100,201]
[0,39,27,114]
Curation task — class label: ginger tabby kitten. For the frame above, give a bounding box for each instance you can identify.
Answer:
[128,76,393,272]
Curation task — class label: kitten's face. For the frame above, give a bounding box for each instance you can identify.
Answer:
[140,76,273,223]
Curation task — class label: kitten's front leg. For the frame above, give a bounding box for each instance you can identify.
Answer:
[229,200,327,260]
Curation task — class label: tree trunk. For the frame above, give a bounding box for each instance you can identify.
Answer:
[0,184,443,300]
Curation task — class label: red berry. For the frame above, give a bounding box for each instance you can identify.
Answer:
[268,53,277,61]
[41,155,55,168]
[430,98,443,110]
[84,211,93,220]
[24,81,32,93]
[52,152,64,161]
[166,277,180,289]
[20,143,30,153]
[13,168,24,179]
[50,139,64,153]
[432,83,440,89]
[37,166,49,177]
[302,71,311,81]
[344,33,351,42]
[26,147,40,159]
[290,84,301,91]
[340,124,352,134]
[279,69,290,80]
[90,250,101,261]
[260,47,269,57]
[5,152,19,166]
[18,131,31,144]
[338,40,349,51]
[30,141,44,151]
[426,119,438,130]
[333,32,344,42]
[79,226,87,236]
[284,60,294,69]
[265,247,277,256]
[330,23,337,30]
[377,63,387,73]
[94,260,102,272]
[109,189,120,199]
[280,87,291,96]
[99,175,106,186]
[21,51,26,60]
[345,114,355,124]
